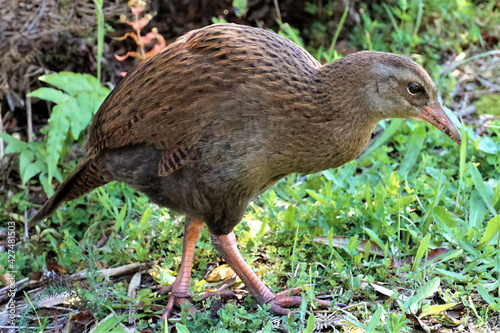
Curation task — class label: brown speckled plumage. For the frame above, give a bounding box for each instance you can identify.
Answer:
[31,23,460,317]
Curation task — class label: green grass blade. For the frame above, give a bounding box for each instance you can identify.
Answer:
[399,124,426,176]
[366,306,383,332]
[412,0,424,38]
[478,214,500,249]
[412,233,431,270]
[115,203,128,233]
[304,313,316,333]
[327,6,349,58]
[470,163,497,216]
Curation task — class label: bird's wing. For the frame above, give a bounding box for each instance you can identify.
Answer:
[85,25,253,156]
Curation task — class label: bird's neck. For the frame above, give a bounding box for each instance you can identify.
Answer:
[283,62,380,174]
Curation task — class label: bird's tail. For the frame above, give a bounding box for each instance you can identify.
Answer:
[30,157,110,225]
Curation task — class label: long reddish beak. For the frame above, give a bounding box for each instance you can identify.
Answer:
[418,104,461,145]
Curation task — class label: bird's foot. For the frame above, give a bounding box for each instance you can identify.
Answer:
[267,287,330,316]
[158,285,197,320]
[158,285,237,320]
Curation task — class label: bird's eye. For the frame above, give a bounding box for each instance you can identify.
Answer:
[408,83,423,95]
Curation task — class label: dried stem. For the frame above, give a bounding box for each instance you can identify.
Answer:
[26,80,33,143]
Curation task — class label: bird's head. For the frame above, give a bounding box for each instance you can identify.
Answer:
[340,51,462,145]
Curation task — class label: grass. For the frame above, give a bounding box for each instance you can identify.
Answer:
[1,0,500,332]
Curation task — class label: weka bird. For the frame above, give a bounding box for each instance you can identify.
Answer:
[31,23,461,317]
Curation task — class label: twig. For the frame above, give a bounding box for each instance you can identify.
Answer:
[26,0,47,32]
[0,263,148,303]
[0,277,29,296]
[66,262,148,282]
[473,74,500,92]
[439,50,500,80]
[273,0,282,23]
[457,104,477,117]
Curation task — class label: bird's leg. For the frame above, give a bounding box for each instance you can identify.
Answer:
[159,217,204,320]
[211,232,330,316]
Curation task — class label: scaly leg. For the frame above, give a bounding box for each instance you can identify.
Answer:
[159,217,204,320]
[211,232,330,316]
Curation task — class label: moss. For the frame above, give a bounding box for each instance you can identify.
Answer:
[475,94,500,116]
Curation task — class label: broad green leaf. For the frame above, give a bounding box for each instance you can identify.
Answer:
[433,206,457,228]
[458,238,481,258]
[29,72,110,187]
[435,268,468,282]
[28,87,69,104]
[40,72,96,95]
[22,163,42,184]
[0,132,17,144]
[109,326,128,333]
[470,163,497,216]
[363,227,385,251]
[18,148,35,174]
[284,205,296,229]
[386,171,400,195]
[39,173,55,197]
[327,227,334,248]
[419,303,457,318]
[477,136,499,155]
[285,185,305,202]
[261,322,273,333]
[85,72,103,88]
[46,104,71,182]
[140,208,152,234]
[176,323,191,333]
[72,93,93,139]
[304,313,315,333]
[412,233,431,270]
[305,189,325,204]
[477,284,495,305]
[404,277,440,312]
[322,169,335,180]
[364,240,371,261]
[3,136,29,154]
[93,314,126,332]
[469,190,487,229]
[343,316,367,329]
[374,183,386,210]
[478,214,500,248]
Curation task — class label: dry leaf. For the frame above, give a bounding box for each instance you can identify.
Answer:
[370,282,395,297]
[206,264,237,282]
[70,309,94,325]
[127,272,141,298]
